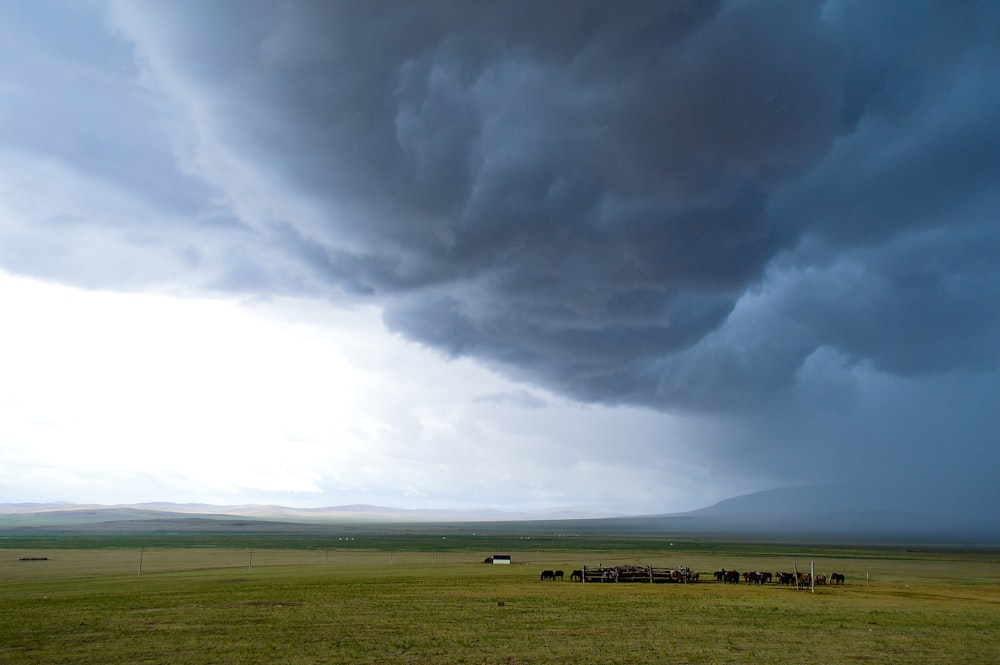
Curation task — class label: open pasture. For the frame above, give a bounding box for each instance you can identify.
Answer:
[2,538,999,664]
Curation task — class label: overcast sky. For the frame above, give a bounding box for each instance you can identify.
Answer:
[1,1,998,515]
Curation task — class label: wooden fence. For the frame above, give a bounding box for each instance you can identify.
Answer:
[580,564,695,583]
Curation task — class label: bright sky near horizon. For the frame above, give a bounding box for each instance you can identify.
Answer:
[1,269,735,512]
[1,1,998,516]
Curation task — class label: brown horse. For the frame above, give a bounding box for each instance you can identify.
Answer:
[830,572,845,585]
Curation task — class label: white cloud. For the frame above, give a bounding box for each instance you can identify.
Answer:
[0,271,731,512]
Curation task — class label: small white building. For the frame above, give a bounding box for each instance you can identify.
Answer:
[492,554,511,564]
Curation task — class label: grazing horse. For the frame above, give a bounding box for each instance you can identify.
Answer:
[830,572,845,585]
[570,569,583,582]
[553,570,564,581]
[689,571,700,582]
[724,570,741,584]
[540,570,555,581]
[814,573,827,585]
[714,569,726,582]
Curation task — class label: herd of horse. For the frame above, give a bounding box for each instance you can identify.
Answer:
[539,569,576,581]
[540,567,846,585]
[714,569,846,586]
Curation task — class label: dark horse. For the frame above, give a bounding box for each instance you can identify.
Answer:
[570,569,583,582]
[830,572,845,585]
[552,570,564,581]
[540,570,555,581]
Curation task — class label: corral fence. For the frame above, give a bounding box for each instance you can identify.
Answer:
[580,564,696,583]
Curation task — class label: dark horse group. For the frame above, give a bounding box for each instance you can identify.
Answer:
[540,569,585,581]
[713,569,846,585]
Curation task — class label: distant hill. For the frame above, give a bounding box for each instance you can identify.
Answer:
[660,482,1000,542]
[2,483,997,543]
[0,502,600,529]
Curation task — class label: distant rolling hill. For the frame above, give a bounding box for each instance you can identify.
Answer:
[659,482,1000,542]
[0,502,602,532]
[2,483,997,543]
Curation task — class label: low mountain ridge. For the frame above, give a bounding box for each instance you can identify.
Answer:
[0,502,598,527]
[667,482,1000,541]
[2,482,998,542]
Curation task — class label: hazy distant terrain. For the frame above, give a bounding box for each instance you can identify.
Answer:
[2,483,998,543]
[665,482,1000,543]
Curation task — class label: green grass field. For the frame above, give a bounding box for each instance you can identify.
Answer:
[2,537,998,664]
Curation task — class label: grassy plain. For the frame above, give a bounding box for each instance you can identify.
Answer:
[1,535,998,664]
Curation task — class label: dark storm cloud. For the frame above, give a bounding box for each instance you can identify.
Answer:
[650,224,1000,412]
[0,1,211,219]
[115,0,999,412]
[0,0,274,292]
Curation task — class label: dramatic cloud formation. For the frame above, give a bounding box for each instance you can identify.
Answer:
[1,1,997,514]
